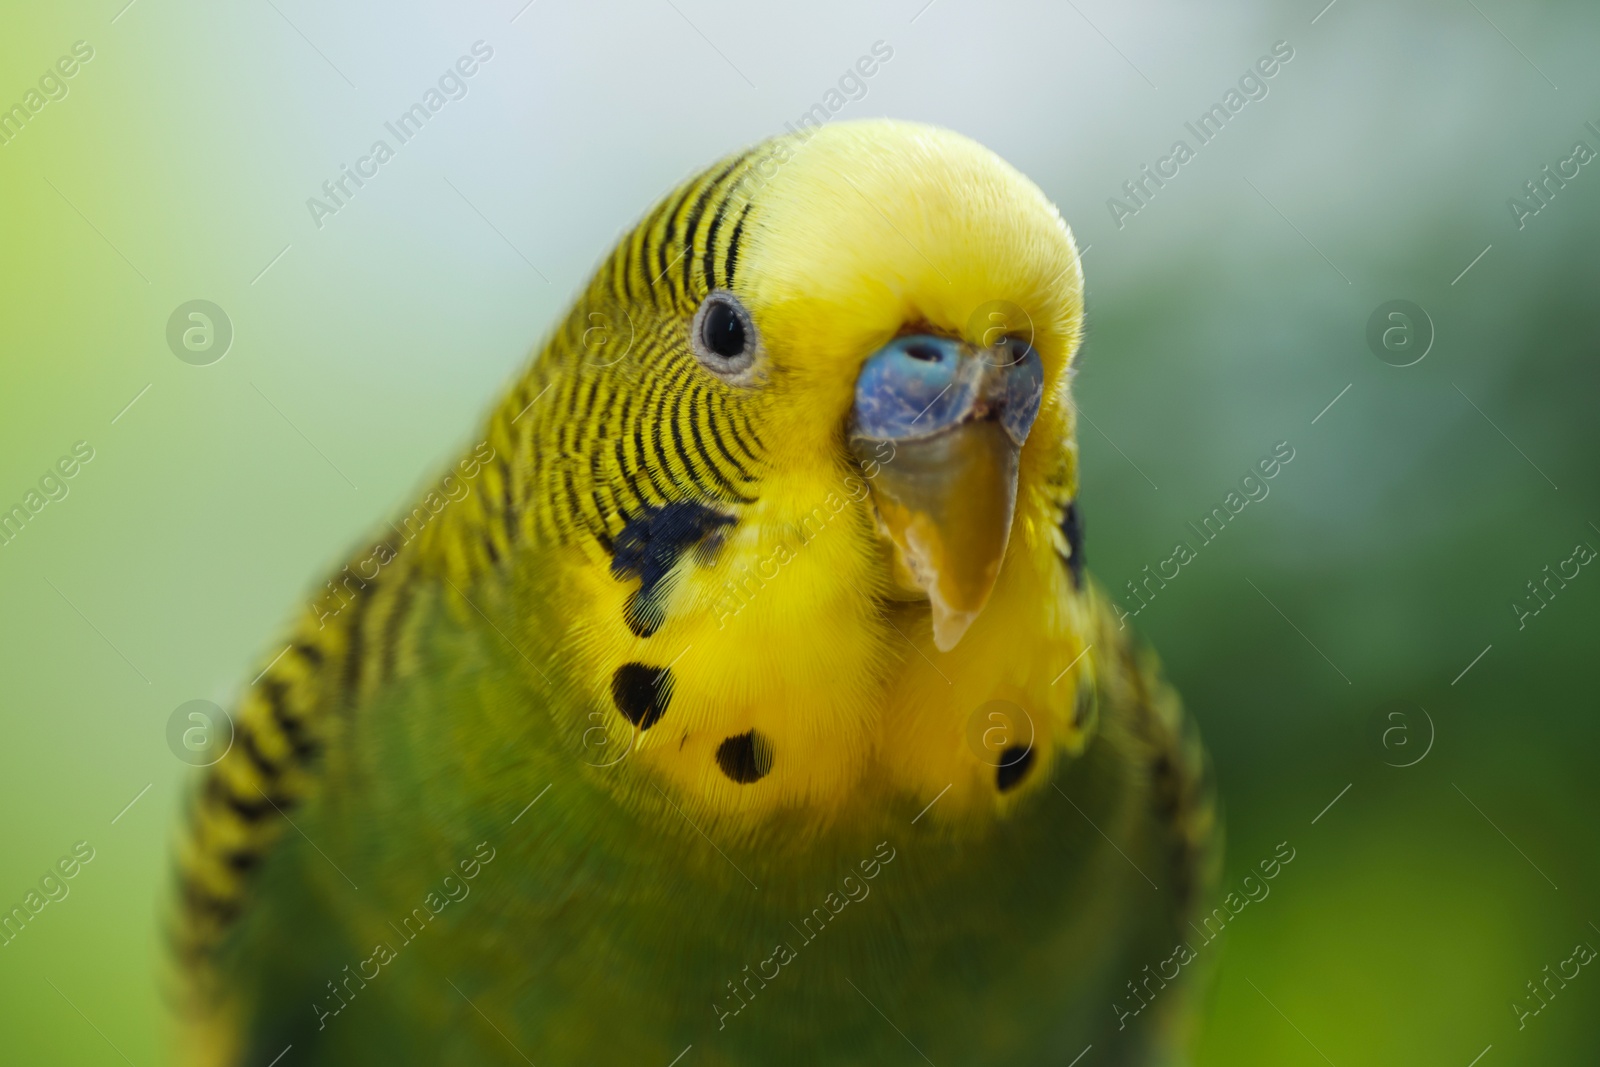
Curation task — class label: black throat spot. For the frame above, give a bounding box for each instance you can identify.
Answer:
[610,501,735,637]
[1059,501,1085,589]
[996,745,1034,792]
[611,663,674,730]
[716,730,773,784]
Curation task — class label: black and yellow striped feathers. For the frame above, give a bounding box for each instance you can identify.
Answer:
[173,120,1215,1067]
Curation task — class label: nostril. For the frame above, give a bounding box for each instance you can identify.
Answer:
[903,343,943,362]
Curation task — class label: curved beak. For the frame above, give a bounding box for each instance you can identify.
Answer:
[848,334,1044,651]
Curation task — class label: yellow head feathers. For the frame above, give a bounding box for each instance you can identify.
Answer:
[723,121,1085,499]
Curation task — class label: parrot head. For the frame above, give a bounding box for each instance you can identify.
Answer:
[513,119,1087,821]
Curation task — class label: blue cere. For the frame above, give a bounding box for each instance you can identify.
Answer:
[851,333,1045,444]
[851,335,973,441]
[989,339,1044,446]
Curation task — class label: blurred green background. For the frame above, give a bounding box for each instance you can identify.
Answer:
[1,0,1596,1063]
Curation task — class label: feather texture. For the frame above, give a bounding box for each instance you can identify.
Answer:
[173,120,1216,1067]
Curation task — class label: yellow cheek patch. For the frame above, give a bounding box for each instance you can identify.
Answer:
[561,473,896,821]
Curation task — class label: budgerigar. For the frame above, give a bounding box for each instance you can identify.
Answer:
[173,119,1216,1067]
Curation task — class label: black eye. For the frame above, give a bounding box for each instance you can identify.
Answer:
[703,300,746,358]
[690,291,761,383]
